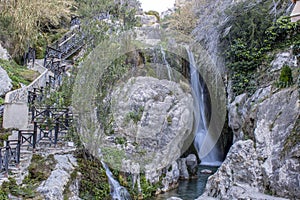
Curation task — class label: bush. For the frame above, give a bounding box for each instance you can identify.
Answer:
[223,1,300,95]
[278,65,293,87]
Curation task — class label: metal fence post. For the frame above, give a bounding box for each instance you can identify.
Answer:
[16,139,21,165]
[54,122,59,146]
[5,141,10,176]
[33,122,37,151]
[0,148,3,171]
[65,108,69,129]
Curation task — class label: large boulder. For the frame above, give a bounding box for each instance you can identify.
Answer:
[103,76,194,173]
[0,66,12,97]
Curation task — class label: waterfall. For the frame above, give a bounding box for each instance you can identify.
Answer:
[160,46,172,81]
[101,161,132,200]
[186,48,222,166]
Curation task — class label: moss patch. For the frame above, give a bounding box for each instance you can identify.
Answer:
[0,59,39,90]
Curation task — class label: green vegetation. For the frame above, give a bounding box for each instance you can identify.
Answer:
[277,65,293,88]
[145,10,160,22]
[0,154,56,199]
[125,106,144,124]
[75,150,110,200]
[25,154,56,182]
[101,147,126,171]
[115,136,127,145]
[124,174,161,200]
[95,56,131,135]
[167,115,173,125]
[224,1,300,95]
[0,59,39,90]
[76,0,140,48]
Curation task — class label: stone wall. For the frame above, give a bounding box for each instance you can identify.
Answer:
[3,63,49,129]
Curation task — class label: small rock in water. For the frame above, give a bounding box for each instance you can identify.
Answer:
[201,169,213,174]
[167,197,183,200]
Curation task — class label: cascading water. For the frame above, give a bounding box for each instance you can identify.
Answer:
[186,48,223,166]
[101,161,132,200]
[160,46,173,81]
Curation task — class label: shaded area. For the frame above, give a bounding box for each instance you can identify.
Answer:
[155,166,218,200]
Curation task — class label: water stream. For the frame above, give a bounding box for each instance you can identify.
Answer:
[101,161,132,200]
[186,48,223,166]
[155,166,218,200]
[160,46,173,81]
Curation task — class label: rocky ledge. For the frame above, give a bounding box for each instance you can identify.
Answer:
[199,85,299,199]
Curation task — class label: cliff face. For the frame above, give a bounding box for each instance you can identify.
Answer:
[192,0,300,199]
[202,85,299,199]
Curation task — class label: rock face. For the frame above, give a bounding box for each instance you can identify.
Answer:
[202,140,264,198]
[99,76,195,192]
[37,154,78,200]
[201,86,299,199]
[0,66,12,97]
[135,14,158,26]
[0,44,10,60]
[107,76,194,172]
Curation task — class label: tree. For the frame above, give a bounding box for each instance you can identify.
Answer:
[163,1,197,35]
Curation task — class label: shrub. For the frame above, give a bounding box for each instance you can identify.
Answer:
[278,65,293,87]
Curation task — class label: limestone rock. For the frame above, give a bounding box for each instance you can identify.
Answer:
[0,44,10,60]
[254,88,299,198]
[37,154,78,200]
[185,154,198,175]
[0,66,12,97]
[178,158,189,179]
[205,86,299,199]
[106,76,194,174]
[201,140,264,199]
[162,161,180,192]
[135,14,157,26]
[228,93,247,142]
[270,52,298,72]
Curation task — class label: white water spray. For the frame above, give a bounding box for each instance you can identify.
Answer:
[160,46,172,81]
[186,48,222,166]
[101,161,132,200]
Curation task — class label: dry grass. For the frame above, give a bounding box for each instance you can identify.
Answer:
[163,1,198,35]
[0,0,75,57]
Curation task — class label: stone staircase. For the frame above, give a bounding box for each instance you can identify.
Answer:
[0,22,84,184]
